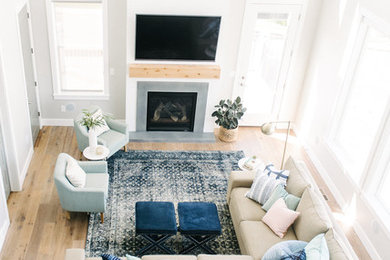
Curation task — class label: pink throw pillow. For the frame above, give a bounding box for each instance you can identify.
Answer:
[262,198,300,238]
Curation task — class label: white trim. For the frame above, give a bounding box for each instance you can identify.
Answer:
[0,212,10,252]
[294,128,347,208]
[295,129,384,259]
[26,2,43,129]
[353,222,382,260]
[45,0,109,99]
[303,142,347,208]
[52,93,109,100]
[0,142,10,252]
[16,147,34,192]
[0,45,25,191]
[41,118,74,126]
[232,3,302,125]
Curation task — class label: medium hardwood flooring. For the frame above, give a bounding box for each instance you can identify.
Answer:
[0,126,371,259]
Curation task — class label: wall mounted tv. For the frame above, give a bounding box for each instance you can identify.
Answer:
[135,15,221,61]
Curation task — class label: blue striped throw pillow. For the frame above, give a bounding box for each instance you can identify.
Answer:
[101,254,121,260]
[246,164,289,205]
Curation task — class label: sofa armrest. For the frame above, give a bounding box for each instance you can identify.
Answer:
[106,118,128,135]
[227,171,255,203]
[78,161,107,173]
[65,249,85,260]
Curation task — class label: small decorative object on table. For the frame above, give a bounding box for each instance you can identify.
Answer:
[238,155,264,171]
[96,146,104,155]
[83,145,110,161]
[212,96,246,143]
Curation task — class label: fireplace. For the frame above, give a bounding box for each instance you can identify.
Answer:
[147,92,197,132]
[132,81,214,142]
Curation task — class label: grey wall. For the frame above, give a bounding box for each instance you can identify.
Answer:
[30,0,127,120]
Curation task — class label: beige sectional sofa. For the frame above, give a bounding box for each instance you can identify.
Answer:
[227,156,355,260]
[64,249,253,260]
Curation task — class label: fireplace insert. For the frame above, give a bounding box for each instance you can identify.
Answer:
[146,92,197,132]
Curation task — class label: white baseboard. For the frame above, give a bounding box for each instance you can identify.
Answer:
[303,145,347,208]
[15,146,34,191]
[295,130,383,259]
[353,222,382,260]
[294,129,347,208]
[41,118,73,126]
[0,218,10,252]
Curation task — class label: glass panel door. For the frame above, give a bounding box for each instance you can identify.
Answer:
[233,5,301,125]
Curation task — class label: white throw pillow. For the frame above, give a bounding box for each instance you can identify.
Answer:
[65,158,86,187]
[91,109,110,136]
[246,164,290,205]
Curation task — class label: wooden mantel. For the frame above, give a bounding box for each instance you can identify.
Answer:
[129,64,221,79]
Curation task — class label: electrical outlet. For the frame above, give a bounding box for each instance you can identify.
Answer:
[110,68,115,76]
[61,105,66,112]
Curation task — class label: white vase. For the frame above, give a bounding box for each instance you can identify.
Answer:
[88,128,97,152]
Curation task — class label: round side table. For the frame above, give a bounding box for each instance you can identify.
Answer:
[83,145,110,161]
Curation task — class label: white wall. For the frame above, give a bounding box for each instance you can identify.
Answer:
[126,0,321,132]
[0,0,34,191]
[125,0,246,132]
[0,166,10,252]
[29,0,127,122]
[296,0,390,258]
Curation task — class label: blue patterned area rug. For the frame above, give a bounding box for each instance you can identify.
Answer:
[85,150,244,257]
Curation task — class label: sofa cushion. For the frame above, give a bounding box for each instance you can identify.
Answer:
[285,157,311,197]
[66,158,86,188]
[304,233,329,260]
[246,165,289,205]
[239,220,297,260]
[293,189,332,242]
[262,184,301,211]
[229,188,265,224]
[262,198,300,238]
[85,173,109,193]
[198,255,254,260]
[141,256,196,260]
[325,229,352,260]
[262,240,307,260]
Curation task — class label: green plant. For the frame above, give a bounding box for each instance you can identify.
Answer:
[78,109,112,130]
[211,97,246,130]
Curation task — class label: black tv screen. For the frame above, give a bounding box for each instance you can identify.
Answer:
[135,15,221,61]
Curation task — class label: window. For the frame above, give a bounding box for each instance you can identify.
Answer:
[46,0,108,99]
[330,19,390,184]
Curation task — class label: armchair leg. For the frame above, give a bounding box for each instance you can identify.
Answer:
[65,211,71,220]
[100,213,104,223]
[124,144,128,152]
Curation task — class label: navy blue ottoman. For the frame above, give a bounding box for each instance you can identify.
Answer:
[135,201,177,255]
[178,202,222,254]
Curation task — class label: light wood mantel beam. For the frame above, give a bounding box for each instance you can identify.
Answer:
[129,64,221,79]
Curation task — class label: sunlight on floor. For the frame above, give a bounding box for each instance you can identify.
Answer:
[333,194,357,227]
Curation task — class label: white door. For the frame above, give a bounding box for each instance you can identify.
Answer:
[233,4,301,125]
[18,4,40,144]
[0,123,10,199]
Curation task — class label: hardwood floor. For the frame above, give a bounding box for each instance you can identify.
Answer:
[0,126,371,259]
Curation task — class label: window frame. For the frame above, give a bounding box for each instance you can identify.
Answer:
[327,12,390,187]
[46,0,109,100]
[327,9,390,229]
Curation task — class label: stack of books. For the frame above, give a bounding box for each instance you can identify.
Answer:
[243,157,260,170]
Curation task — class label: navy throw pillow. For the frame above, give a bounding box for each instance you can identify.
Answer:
[101,253,121,260]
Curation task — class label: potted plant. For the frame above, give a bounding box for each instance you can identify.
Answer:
[212,96,246,142]
[78,109,111,151]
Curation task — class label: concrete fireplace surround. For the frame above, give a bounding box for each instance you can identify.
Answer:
[129,81,215,142]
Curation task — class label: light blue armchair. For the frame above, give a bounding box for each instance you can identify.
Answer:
[54,153,109,223]
[74,105,129,159]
